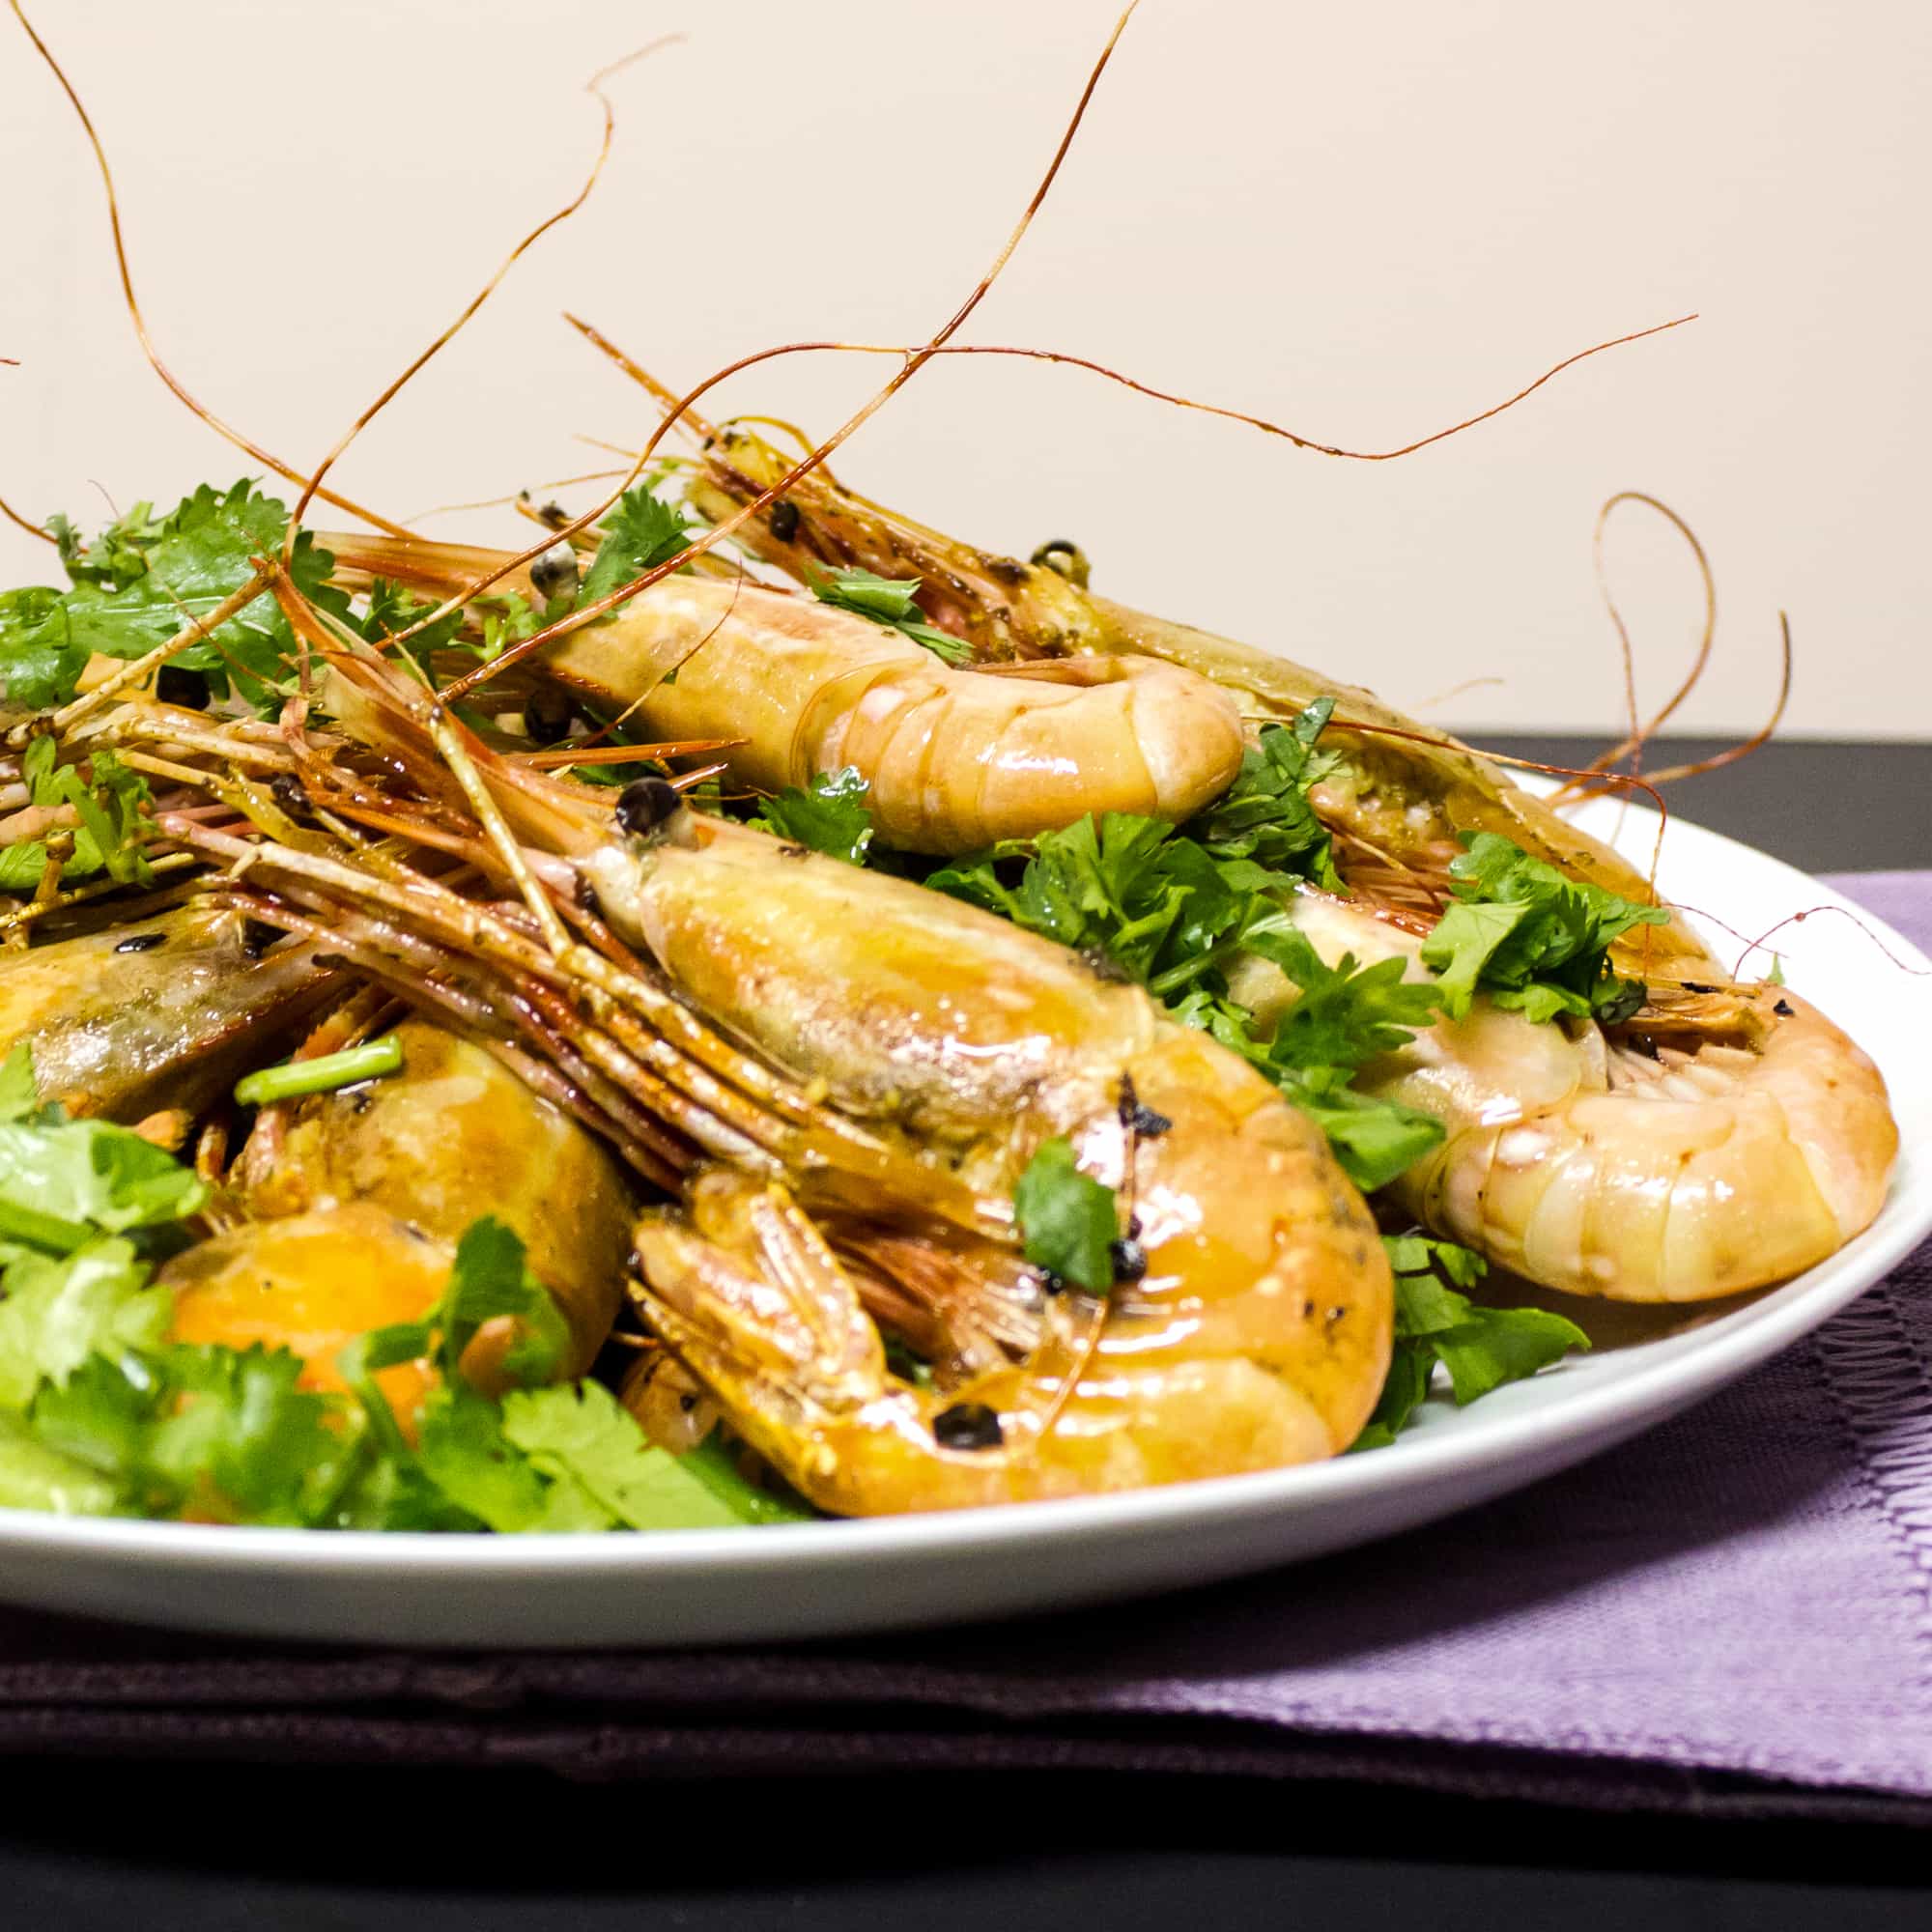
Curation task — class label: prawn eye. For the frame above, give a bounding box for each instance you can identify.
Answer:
[529,542,581,604]
[932,1402,1004,1451]
[1030,538,1091,589]
[614,775,684,837]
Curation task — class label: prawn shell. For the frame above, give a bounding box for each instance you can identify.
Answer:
[543,577,1245,853]
[162,1202,449,1421]
[0,904,337,1122]
[239,1019,633,1373]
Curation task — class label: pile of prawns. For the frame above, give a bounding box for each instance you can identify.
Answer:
[0,2,1898,1517]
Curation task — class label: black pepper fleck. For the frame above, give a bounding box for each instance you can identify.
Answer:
[269,772,313,824]
[113,931,165,954]
[1109,1236,1149,1283]
[524,684,576,744]
[768,500,801,543]
[1774,997,1795,1016]
[932,1402,1004,1451]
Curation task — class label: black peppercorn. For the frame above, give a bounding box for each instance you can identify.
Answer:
[113,931,166,954]
[1109,1236,1149,1283]
[932,1402,1004,1451]
[768,499,800,543]
[524,685,576,744]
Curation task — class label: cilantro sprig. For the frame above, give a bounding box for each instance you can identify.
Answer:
[579,486,693,613]
[925,708,1436,1194]
[752,766,876,866]
[1421,832,1671,1025]
[1013,1139,1119,1294]
[809,565,972,666]
[0,736,155,895]
[1351,1236,1590,1450]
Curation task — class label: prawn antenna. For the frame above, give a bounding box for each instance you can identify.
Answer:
[563,321,1700,472]
[284,36,682,555]
[9,0,414,537]
[0,488,53,544]
[428,2,1146,695]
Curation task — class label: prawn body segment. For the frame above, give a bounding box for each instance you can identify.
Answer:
[547,577,1245,853]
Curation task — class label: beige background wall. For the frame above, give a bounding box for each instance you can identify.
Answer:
[3,1,1927,740]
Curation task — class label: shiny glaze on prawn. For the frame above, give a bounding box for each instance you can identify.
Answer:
[166,1019,635,1402]
[0,903,336,1122]
[1230,893,1898,1301]
[585,819,1391,1512]
[323,530,1245,854]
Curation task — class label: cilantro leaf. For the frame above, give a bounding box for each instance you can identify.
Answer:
[30,1344,359,1526]
[809,565,972,665]
[501,1378,806,1527]
[753,766,875,866]
[416,1382,611,1533]
[141,1344,355,1523]
[0,1238,170,1409]
[1351,1234,1590,1448]
[0,1108,207,1238]
[52,498,165,593]
[1189,703,1343,891]
[1013,1138,1118,1293]
[1421,832,1670,1023]
[0,587,87,709]
[362,578,467,662]
[0,1044,38,1122]
[580,487,692,611]
[1242,923,1440,1073]
[53,482,336,708]
[339,1215,568,1409]
[1284,1086,1445,1194]
[0,1409,119,1514]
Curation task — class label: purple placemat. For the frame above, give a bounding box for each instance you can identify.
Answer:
[0,871,1926,1818]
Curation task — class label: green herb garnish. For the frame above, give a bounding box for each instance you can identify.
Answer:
[233,1036,405,1108]
[1421,832,1671,1024]
[753,766,876,866]
[1012,1137,1119,1294]
[808,565,972,666]
[1350,1235,1591,1449]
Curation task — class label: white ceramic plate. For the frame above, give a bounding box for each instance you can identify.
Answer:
[1,795,1926,1649]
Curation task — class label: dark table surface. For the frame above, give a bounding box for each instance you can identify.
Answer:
[7,735,1930,1930]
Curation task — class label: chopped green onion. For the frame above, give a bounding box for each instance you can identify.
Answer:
[234,1036,405,1108]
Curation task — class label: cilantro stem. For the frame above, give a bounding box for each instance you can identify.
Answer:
[234,1037,404,1108]
[0,1198,92,1254]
